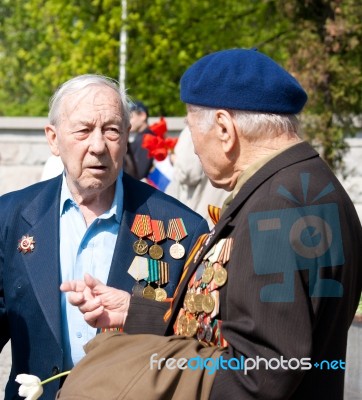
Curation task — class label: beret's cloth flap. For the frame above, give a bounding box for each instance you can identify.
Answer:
[180,48,307,114]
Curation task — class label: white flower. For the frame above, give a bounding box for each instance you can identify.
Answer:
[15,374,43,400]
[15,370,71,399]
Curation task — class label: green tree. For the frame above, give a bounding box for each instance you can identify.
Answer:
[279,0,362,171]
[0,0,361,171]
[0,0,121,115]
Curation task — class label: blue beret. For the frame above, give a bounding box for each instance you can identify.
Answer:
[180,48,307,114]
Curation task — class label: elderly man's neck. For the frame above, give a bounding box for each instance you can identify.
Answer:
[70,184,116,226]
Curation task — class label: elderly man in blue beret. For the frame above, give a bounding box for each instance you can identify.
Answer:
[58,49,362,400]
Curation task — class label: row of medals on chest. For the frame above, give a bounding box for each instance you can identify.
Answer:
[130,236,185,302]
[177,259,227,339]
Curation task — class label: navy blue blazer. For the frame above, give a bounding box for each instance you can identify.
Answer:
[0,173,209,399]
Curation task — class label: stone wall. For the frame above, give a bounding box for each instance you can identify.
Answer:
[1,117,362,221]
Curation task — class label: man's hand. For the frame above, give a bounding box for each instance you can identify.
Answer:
[60,273,130,329]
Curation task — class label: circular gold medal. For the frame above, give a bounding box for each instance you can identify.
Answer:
[194,293,204,313]
[133,239,148,255]
[177,314,188,335]
[149,244,163,260]
[169,242,185,259]
[186,318,198,337]
[201,266,214,284]
[202,293,215,314]
[155,287,167,301]
[185,292,196,313]
[143,285,156,300]
[214,267,228,287]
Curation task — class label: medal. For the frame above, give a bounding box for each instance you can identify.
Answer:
[143,284,156,300]
[133,239,148,255]
[201,266,214,284]
[167,218,187,259]
[213,265,228,287]
[194,293,204,313]
[149,244,163,260]
[127,256,149,282]
[177,313,188,336]
[197,320,206,341]
[186,317,198,337]
[154,261,169,302]
[131,215,152,255]
[17,235,35,254]
[204,324,213,342]
[132,281,145,297]
[169,242,185,259]
[202,293,215,314]
[148,220,166,260]
[155,287,167,301]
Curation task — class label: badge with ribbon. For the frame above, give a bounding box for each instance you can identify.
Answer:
[131,215,152,255]
[167,218,188,259]
[148,219,166,260]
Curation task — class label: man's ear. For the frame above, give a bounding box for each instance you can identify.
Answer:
[44,124,60,156]
[215,110,237,154]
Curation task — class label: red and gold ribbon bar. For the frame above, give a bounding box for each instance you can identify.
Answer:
[167,218,188,242]
[131,214,152,238]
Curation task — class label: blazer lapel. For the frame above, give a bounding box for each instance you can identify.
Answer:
[20,177,63,347]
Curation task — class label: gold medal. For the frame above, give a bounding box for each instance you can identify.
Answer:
[133,239,148,255]
[177,314,188,335]
[149,243,163,260]
[186,318,198,337]
[201,266,214,284]
[185,292,196,313]
[155,287,167,301]
[131,215,152,255]
[194,293,204,313]
[202,293,215,314]
[169,242,185,259]
[214,266,228,287]
[143,284,156,300]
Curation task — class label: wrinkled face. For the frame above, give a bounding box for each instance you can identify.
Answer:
[186,110,229,189]
[48,85,129,197]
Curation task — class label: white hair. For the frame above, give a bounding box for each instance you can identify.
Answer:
[187,105,301,139]
[48,74,131,130]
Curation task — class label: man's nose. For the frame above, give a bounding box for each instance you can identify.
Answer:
[88,130,106,154]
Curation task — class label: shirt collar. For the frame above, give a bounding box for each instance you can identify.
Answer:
[60,171,124,223]
[221,142,299,215]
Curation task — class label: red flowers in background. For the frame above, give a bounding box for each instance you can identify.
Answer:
[142,117,178,161]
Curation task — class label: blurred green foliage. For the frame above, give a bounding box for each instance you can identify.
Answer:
[0,0,361,171]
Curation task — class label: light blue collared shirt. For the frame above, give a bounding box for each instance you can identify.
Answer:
[60,172,123,368]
